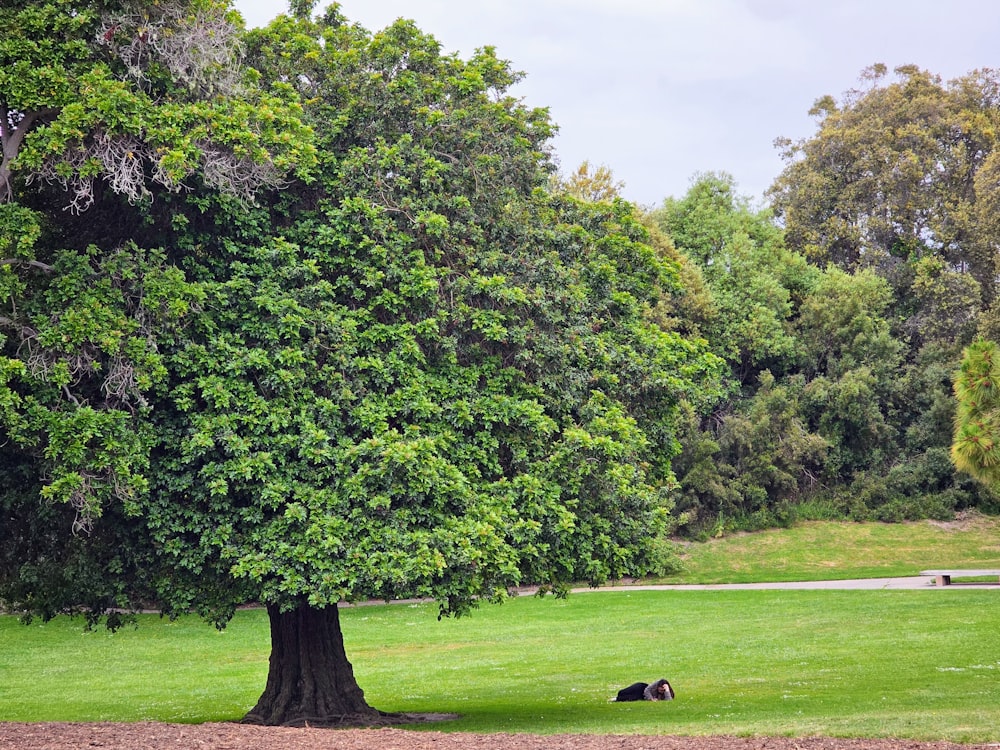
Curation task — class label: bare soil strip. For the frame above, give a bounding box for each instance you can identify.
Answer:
[0,723,992,750]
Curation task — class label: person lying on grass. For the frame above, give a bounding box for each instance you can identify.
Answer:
[614,678,674,701]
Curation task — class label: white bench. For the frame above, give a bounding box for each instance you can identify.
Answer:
[920,569,1000,586]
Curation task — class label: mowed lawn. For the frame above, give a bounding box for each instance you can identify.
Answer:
[661,515,1000,583]
[2,587,998,742]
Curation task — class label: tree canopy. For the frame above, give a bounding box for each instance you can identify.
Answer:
[0,0,315,209]
[770,64,1000,313]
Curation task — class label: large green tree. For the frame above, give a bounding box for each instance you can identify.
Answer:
[2,2,722,726]
[770,64,1000,318]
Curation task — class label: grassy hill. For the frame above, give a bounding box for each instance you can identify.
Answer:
[659,512,1000,584]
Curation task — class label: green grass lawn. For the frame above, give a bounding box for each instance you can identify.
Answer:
[2,589,998,742]
[3,516,999,740]
[661,514,1000,583]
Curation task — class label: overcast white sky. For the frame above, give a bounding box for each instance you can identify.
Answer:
[233,1,1000,208]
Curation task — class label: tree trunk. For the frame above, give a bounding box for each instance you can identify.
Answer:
[243,601,382,726]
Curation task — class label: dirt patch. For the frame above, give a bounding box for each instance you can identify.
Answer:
[0,723,992,750]
[925,509,988,532]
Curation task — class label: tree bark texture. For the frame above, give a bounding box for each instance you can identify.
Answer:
[243,601,380,726]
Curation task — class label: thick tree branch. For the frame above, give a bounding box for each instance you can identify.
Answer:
[1,102,61,203]
[0,258,56,273]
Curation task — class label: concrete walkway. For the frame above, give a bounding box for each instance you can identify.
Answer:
[341,576,999,608]
[573,576,1000,593]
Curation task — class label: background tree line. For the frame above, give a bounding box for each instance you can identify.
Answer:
[650,63,1000,535]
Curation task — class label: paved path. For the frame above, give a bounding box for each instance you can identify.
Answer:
[574,576,1000,593]
[343,576,999,608]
